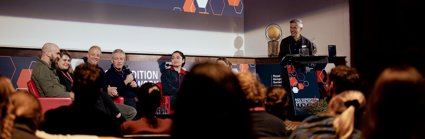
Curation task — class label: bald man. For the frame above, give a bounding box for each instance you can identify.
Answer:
[31,42,73,97]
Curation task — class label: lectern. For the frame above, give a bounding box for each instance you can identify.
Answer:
[280,55,328,117]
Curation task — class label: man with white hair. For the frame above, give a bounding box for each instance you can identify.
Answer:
[278,19,317,94]
[105,49,138,108]
[278,18,316,59]
[31,42,74,98]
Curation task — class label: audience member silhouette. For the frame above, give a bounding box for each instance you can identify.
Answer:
[236,71,287,137]
[121,82,172,134]
[41,64,123,136]
[0,75,15,122]
[290,90,365,139]
[171,62,256,139]
[265,86,290,121]
[327,65,361,100]
[0,75,25,139]
[1,91,43,139]
[216,57,232,70]
[362,65,425,139]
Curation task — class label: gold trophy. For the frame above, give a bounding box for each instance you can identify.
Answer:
[265,24,282,57]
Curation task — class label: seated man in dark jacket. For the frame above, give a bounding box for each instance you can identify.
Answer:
[105,49,138,108]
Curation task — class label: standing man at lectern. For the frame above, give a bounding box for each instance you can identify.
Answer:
[278,18,317,94]
[278,18,316,59]
[278,19,317,121]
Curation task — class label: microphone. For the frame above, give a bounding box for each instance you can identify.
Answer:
[165,62,173,67]
[123,65,132,75]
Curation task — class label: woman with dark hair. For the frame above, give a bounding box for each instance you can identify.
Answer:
[171,62,256,139]
[55,49,73,91]
[362,66,425,139]
[121,82,172,134]
[161,50,187,111]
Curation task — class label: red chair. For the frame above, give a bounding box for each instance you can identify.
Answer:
[27,80,73,113]
[27,80,40,97]
[113,96,125,104]
[156,82,171,115]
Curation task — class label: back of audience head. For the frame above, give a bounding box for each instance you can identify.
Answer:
[216,57,232,69]
[266,86,288,107]
[0,75,15,139]
[1,91,42,139]
[265,86,290,119]
[0,75,15,113]
[362,65,425,139]
[136,82,161,122]
[326,90,365,138]
[328,65,360,97]
[291,90,365,139]
[0,77,42,139]
[171,62,255,139]
[72,63,103,105]
[236,71,267,108]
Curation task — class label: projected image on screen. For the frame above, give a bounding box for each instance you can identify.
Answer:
[79,0,244,17]
[0,0,245,57]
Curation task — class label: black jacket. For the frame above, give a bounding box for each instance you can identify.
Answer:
[278,35,315,59]
[160,66,187,109]
[105,64,137,98]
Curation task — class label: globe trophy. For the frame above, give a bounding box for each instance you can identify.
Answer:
[265,24,282,57]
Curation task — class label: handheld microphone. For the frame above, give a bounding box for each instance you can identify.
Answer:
[123,65,132,75]
[165,62,173,67]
